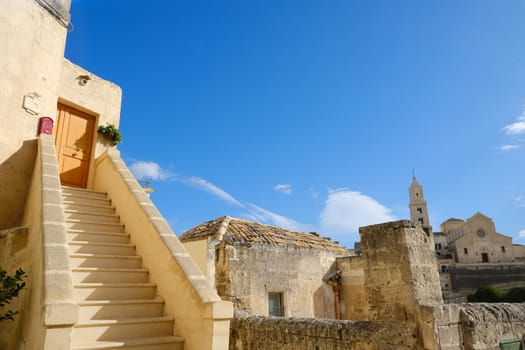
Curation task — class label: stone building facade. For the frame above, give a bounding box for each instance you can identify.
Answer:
[180,216,353,319]
[408,177,525,299]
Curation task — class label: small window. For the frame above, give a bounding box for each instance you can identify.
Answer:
[501,246,506,253]
[464,248,468,255]
[441,265,448,273]
[268,292,284,317]
[417,207,422,214]
[435,243,442,250]
[418,218,424,224]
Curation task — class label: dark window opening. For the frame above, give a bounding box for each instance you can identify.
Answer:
[501,246,506,253]
[482,253,489,263]
[268,292,284,317]
[464,248,468,255]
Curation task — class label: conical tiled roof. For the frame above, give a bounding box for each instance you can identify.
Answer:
[179,216,350,253]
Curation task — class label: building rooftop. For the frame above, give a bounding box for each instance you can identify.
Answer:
[443,217,465,223]
[179,216,350,253]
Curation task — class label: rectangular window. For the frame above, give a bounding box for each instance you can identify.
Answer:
[418,218,424,224]
[464,248,468,255]
[435,243,442,250]
[417,208,422,214]
[501,246,506,253]
[268,292,284,317]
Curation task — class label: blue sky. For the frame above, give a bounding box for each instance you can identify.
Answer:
[66,0,525,248]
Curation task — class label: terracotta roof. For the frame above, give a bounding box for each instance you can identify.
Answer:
[179,216,350,253]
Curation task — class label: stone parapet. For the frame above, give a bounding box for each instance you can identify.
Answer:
[93,149,233,350]
[229,316,414,350]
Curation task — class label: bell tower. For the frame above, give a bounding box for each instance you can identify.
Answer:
[409,175,432,232]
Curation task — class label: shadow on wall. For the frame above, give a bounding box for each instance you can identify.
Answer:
[0,140,38,230]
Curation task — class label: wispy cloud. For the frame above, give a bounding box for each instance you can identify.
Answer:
[181,176,244,207]
[274,184,292,195]
[503,114,525,135]
[320,188,395,241]
[129,161,169,180]
[128,160,243,207]
[309,188,320,200]
[498,144,521,152]
[244,203,312,232]
[519,229,525,238]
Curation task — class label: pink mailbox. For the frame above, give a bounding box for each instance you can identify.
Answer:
[38,116,54,135]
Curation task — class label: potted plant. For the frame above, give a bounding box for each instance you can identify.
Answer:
[97,123,122,145]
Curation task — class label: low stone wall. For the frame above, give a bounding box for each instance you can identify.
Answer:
[229,316,414,350]
[450,264,525,291]
[434,303,525,350]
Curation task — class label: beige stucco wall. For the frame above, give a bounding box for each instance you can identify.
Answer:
[0,0,69,229]
[182,239,210,277]
[218,243,342,318]
[0,0,122,230]
[57,59,122,189]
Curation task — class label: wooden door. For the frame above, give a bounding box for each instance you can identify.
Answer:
[54,103,95,188]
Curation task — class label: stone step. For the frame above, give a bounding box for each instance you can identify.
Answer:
[72,268,149,284]
[70,254,142,269]
[67,220,125,233]
[62,186,108,199]
[65,210,121,224]
[71,317,174,342]
[68,231,130,244]
[63,195,112,207]
[73,283,157,301]
[78,299,164,320]
[68,242,136,256]
[63,202,116,216]
[71,336,184,350]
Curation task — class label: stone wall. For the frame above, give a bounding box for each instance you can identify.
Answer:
[218,243,344,318]
[229,316,414,350]
[336,256,368,320]
[449,264,525,291]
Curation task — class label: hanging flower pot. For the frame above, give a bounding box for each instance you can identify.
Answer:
[97,123,122,146]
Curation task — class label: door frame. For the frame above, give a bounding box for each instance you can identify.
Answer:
[54,101,99,188]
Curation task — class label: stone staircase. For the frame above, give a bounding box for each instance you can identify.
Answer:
[62,186,184,350]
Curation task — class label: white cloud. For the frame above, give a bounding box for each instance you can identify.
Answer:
[503,114,525,135]
[128,159,244,207]
[129,161,169,180]
[183,176,244,207]
[244,203,311,232]
[498,144,521,152]
[274,184,292,195]
[320,188,395,236]
[519,230,525,238]
[515,195,525,208]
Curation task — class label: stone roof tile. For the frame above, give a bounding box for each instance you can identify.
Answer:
[179,216,350,253]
